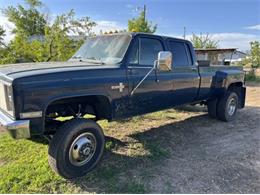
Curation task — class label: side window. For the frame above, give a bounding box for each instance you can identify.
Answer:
[139,38,163,65]
[168,41,191,66]
[128,39,139,64]
[185,43,193,65]
[128,38,163,66]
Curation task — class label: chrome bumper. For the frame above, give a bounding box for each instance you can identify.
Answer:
[0,110,30,139]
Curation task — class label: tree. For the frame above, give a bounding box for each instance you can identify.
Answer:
[6,10,93,63]
[128,5,157,33]
[190,33,219,48]
[0,26,15,64]
[238,41,260,80]
[3,0,47,37]
[0,26,6,47]
[41,10,88,62]
[239,41,260,75]
[250,41,260,69]
[1,0,96,64]
[70,16,97,38]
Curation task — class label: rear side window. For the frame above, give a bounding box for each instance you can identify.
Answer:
[168,41,191,66]
[128,38,163,66]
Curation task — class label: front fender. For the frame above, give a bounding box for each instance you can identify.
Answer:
[22,92,112,136]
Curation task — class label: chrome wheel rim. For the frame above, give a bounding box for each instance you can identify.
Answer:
[227,97,237,116]
[69,132,97,166]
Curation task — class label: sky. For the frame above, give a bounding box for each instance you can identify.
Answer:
[0,0,260,51]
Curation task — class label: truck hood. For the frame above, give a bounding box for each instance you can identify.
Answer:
[0,61,118,80]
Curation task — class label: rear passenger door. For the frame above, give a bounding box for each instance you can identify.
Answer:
[167,40,200,104]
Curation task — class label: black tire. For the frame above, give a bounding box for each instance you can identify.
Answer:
[48,118,105,179]
[217,91,239,122]
[207,98,218,118]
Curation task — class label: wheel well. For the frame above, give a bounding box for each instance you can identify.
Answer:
[227,82,245,109]
[44,95,112,133]
[228,82,243,90]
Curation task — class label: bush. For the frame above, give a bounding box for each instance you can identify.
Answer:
[245,73,260,82]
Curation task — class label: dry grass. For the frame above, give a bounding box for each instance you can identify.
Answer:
[0,107,198,193]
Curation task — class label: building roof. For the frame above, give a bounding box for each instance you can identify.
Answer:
[195,48,247,56]
[195,48,237,52]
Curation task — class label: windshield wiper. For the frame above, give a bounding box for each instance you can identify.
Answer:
[71,56,82,60]
[85,57,98,60]
[84,57,105,64]
[84,58,105,65]
[71,56,105,65]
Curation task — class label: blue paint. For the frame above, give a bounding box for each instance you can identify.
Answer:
[0,33,246,136]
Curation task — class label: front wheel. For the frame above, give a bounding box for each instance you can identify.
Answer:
[217,91,239,122]
[48,118,105,178]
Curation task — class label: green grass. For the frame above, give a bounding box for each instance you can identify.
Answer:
[0,107,197,193]
[0,134,81,193]
[245,73,260,82]
[120,181,146,193]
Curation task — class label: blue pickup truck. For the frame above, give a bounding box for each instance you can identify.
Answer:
[0,33,246,178]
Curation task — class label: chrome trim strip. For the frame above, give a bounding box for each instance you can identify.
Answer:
[20,111,43,119]
[0,109,30,139]
[128,66,153,69]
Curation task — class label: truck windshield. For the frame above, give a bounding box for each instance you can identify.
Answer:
[71,34,131,64]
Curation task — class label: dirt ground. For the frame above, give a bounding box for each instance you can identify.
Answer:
[144,83,260,193]
[75,82,259,193]
[0,83,259,193]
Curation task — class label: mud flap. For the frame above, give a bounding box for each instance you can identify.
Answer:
[239,86,246,108]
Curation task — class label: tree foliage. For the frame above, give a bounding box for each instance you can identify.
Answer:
[3,0,46,37]
[0,0,96,64]
[250,41,260,69]
[190,33,219,49]
[240,41,260,69]
[0,26,6,47]
[70,16,97,38]
[128,8,157,33]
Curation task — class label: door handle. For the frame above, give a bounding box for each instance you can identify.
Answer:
[191,67,197,71]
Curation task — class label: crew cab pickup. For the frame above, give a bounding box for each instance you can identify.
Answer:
[0,33,246,178]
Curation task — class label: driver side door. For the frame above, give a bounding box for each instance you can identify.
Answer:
[125,36,175,117]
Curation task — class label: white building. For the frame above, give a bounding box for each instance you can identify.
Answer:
[195,48,247,65]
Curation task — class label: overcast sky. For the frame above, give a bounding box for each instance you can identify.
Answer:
[0,0,259,51]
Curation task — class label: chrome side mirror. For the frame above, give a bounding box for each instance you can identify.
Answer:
[157,51,172,71]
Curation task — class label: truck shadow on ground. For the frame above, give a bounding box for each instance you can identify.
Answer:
[71,106,260,193]
[70,113,208,192]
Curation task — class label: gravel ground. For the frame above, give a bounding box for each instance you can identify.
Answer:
[145,83,260,193]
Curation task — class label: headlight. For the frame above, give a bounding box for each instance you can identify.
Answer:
[4,84,14,112]
[0,82,14,116]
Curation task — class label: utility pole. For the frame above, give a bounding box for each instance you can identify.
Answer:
[143,5,146,22]
[183,26,186,40]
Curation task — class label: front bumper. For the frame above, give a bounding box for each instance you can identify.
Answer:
[0,110,30,139]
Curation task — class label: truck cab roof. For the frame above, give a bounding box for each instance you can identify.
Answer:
[101,32,191,43]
